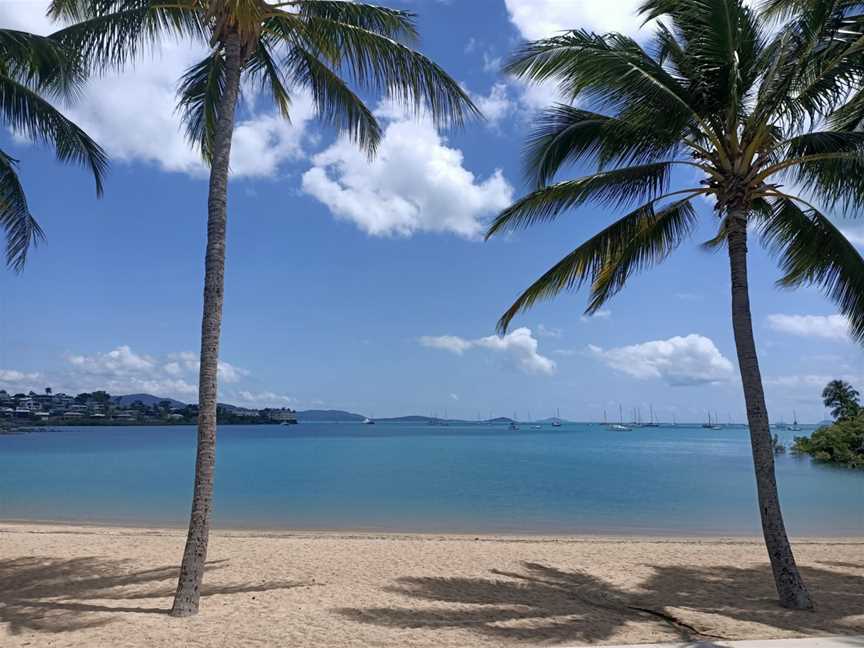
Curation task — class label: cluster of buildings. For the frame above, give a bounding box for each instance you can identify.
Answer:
[0,388,148,422]
[0,388,297,424]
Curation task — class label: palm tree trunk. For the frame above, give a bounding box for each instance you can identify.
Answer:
[171,30,244,618]
[726,212,813,610]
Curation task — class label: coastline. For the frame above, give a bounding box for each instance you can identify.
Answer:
[1,522,861,647]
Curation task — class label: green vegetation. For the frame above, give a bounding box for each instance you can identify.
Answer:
[793,380,864,468]
[821,379,860,422]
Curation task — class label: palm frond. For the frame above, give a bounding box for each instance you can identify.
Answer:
[505,29,698,130]
[277,14,479,128]
[772,134,864,212]
[246,39,292,119]
[757,196,864,342]
[640,0,766,117]
[48,0,205,72]
[290,1,418,42]
[486,163,688,239]
[284,45,381,154]
[177,52,225,162]
[0,73,107,194]
[496,198,698,333]
[523,104,684,186]
[0,150,42,272]
[0,29,83,98]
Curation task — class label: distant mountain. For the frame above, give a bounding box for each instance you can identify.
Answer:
[295,409,365,422]
[113,394,187,408]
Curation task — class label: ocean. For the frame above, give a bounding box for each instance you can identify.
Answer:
[0,422,861,535]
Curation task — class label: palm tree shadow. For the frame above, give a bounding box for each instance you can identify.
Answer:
[0,555,308,635]
[337,561,864,644]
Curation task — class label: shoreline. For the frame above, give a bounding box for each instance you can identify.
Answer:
[2,520,863,543]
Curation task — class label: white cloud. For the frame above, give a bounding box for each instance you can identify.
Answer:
[67,345,156,375]
[0,1,315,178]
[766,314,849,341]
[449,393,459,401]
[419,335,474,355]
[0,369,42,393]
[504,0,650,41]
[420,327,556,375]
[580,309,612,323]
[589,334,735,386]
[236,390,295,407]
[301,105,513,238]
[537,324,562,338]
[0,346,258,401]
[471,83,513,125]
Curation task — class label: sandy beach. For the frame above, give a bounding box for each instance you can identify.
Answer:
[0,524,861,647]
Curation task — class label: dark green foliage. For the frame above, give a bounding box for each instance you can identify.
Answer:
[793,416,864,468]
[821,379,861,421]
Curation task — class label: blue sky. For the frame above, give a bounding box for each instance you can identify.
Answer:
[1,0,862,423]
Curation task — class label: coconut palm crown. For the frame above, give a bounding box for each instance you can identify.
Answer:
[488,0,864,339]
[0,27,106,270]
[487,0,864,610]
[48,0,478,158]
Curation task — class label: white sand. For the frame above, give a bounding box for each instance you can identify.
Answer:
[0,523,861,647]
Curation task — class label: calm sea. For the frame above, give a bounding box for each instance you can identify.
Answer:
[0,423,861,535]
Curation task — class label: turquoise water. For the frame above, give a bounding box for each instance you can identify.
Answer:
[0,423,861,535]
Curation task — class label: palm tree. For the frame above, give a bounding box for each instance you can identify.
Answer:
[0,26,106,270]
[822,379,860,421]
[48,0,477,617]
[487,0,864,610]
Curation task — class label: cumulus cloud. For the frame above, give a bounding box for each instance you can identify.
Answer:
[537,324,562,338]
[419,335,474,355]
[589,334,735,386]
[0,346,260,402]
[471,83,513,125]
[301,104,513,238]
[0,369,42,393]
[236,390,296,406]
[504,0,651,41]
[766,314,849,341]
[0,2,315,178]
[420,327,556,375]
[581,309,612,323]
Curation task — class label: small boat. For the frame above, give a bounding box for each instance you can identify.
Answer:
[788,411,802,432]
[611,405,631,431]
[362,417,375,425]
[552,408,562,427]
[702,412,722,429]
[643,405,659,428]
[509,412,520,431]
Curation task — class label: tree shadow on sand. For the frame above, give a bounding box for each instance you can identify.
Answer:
[0,555,308,635]
[337,561,864,645]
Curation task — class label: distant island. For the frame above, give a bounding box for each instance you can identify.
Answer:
[0,388,531,428]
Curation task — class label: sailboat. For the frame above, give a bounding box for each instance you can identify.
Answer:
[552,408,562,427]
[702,411,718,429]
[644,405,659,428]
[363,414,376,425]
[789,410,802,432]
[610,404,631,431]
[509,412,519,431]
[528,410,541,429]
